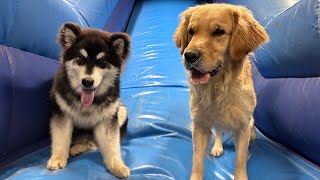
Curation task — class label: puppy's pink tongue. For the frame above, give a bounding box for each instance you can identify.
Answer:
[81,90,95,107]
[190,70,211,85]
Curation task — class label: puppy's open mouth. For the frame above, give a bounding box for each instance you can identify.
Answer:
[189,64,222,85]
[81,89,95,107]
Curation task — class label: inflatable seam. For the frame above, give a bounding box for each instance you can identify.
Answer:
[2,47,14,155]
[6,0,22,45]
[317,0,320,34]
[64,0,90,27]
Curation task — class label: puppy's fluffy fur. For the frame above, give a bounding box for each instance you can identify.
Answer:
[47,23,130,178]
[174,4,269,180]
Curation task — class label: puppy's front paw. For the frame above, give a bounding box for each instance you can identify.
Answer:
[211,146,224,157]
[108,162,130,179]
[47,157,67,170]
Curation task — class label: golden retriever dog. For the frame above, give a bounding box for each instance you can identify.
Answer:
[173,3,269,180]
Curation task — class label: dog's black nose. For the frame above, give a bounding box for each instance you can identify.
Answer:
[184,50,200,64]
[82,77,94,88]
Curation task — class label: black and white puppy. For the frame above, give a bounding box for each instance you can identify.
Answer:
[47,22,130,178]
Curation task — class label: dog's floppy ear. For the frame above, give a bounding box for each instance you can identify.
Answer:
[230,7,269,60]
[173,6,198,55]
[110,32,131,60]
[58,22,81,49]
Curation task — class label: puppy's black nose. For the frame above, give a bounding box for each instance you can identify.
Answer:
[184,50,201,64]
[82,77,94,88]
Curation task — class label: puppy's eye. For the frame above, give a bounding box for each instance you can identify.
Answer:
[98,57,106,62]
[213,28,225,37]
[97,57,108,67]
[188,28,194,35]
[76,55,86,64]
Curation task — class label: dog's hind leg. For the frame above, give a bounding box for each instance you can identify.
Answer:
[69,129,97,156]
[69,135,97,156]
[211,129,224,157]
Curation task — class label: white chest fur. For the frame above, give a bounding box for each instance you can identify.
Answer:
[55,93,120,128]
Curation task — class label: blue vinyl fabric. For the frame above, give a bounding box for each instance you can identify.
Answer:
[104,0,136,32]
[252,61,320,167]
[0,45,58,165]
[0,0,320,180]
[0,0,131,60]
[1,86,320,180]
[219,0,320,78]
[1,0,320,179]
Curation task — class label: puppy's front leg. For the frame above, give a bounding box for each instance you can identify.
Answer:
[94,121,130,178]
[191,123,210,180]
[234,126,251,180]
[47,116,73,170]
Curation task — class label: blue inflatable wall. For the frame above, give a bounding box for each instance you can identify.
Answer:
[0,0,320,179]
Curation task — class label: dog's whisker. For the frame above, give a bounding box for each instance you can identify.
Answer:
[221,65,230,74]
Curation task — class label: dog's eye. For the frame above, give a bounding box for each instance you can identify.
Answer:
[98,57,106,62]
[188,28,194,35]
[78,55,85,60]
[213,28,225,37]
[76,55,86,64]
[97,57,108,67]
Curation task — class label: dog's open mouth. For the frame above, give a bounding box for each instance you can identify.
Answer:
[81,89,95,107]
[190,64,222,85]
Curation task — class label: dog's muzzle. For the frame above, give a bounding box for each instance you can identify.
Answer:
[81,77,96,107]
[187,64,222,85]
[184,50,200,64]
[82,77,94,89]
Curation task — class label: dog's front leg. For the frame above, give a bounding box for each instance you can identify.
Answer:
[47,115,73,170]
[190,123,211,180]
[234,125,251,180]
[94,121,130,178]
[249,116,256,141]
[211,129,224,157]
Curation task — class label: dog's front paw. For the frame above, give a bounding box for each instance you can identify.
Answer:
[108,162,130,179]
[211,146,224,157]
[47,157,67,170]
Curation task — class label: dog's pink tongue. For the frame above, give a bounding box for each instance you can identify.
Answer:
[190,70,211,85]
[81,90,95,107]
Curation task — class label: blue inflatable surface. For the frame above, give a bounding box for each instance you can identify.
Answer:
[0,0,132,60]
[1,0,320,180]
[221,0,320,78]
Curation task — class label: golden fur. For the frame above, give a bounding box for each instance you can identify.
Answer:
[174,3,269,180]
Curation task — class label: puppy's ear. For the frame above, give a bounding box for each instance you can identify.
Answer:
[230,7,269,60]
[58,22,81,49]
[173,7,197,55]
[111,32,131,61]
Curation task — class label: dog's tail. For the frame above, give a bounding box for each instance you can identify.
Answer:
[118,104,128,139]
